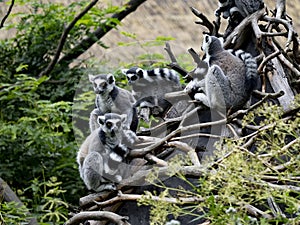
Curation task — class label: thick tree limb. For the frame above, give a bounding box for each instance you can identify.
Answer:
[0,178,38,225]
[164,42,188,77]
[223,8,265,48]
[57,0,146,67]
[0,0,15,29]
[65,211,130,225]
[39,0,99,77]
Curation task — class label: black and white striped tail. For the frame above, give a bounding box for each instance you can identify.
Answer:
[147,68,180,84]
[230,49,258,92]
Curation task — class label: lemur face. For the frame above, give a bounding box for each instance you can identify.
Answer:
[98,113,127,136]
[202,35,224,56]
[121,67,144,84]
[202,35,213,54]
[89,74,115,94]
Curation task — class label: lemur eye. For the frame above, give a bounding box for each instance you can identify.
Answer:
[106,121,112,128]
[101,82,107,89]
[116,121,121,127]
[205,35,210,43]
[131,75,138,81]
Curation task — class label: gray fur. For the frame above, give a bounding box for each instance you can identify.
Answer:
[215,0,264,19]
[121,67,181,120]
[88,73,137,132]
[77,113,129,192]
[187,35,258,110]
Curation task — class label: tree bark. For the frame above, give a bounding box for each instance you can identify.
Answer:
[0,177,38,225]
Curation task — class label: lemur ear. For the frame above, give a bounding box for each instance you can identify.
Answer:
[97,116,105,125]
[107,74,115,84]
[88,74,95,82]
[121,69,128,75]
[120,114,127,124]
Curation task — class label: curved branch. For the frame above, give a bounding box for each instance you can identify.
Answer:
[57,0,146,67]
[65,211,130,225]
[0,0,15,29]
[223,8,265,48]
[39,0,99,77]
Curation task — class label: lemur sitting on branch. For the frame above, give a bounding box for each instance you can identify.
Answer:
[88,73,139,133]
[77,113,132,192]
[185,35,258,111]
[121,67,181,122]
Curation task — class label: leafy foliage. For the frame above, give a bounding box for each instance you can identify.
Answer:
[22,176,69,224]
[0,201,31,225]
[0,0,124,101]
[138,96,300,224]
[0,74,84,207]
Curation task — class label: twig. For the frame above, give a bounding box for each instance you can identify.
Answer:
[263,181,300,192]
[144,154,168,167]
[172,133,221,141]
[0,0,15,29]
[166,141,201,166]
[164,42,188,77]
[94,191,204,208]
[267,196,285,218]
[39,0,99,77]
[187,48,208,80]
[130,119,227,157]
[65,211,130,225]
[227,90,285,122]
[57,0,146,67]
[190,6,214,34]
[257,50,281,73]
[275,0,286,19]
[244,204,273,219]
[120,165,206,188]
[272,42,300,77]
[263,15,295,51]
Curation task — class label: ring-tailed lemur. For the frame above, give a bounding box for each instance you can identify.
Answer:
[77,113,131,192]
[122,67,180,85]
[185,35,258,111]
[215,0,264,19]
[121,67,181,121]
[89,73,138,132]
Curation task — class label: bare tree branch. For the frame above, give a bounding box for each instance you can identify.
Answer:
[39,0,99,77]
[65,211,130,225]
[57,0,146,67]
[130,119,226,157]
[190,6,220,35]
[227,90,285,122]
[164,42,188,77]
[223,8,265,48]
[0,0,15,29]
[94,191,204,209]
